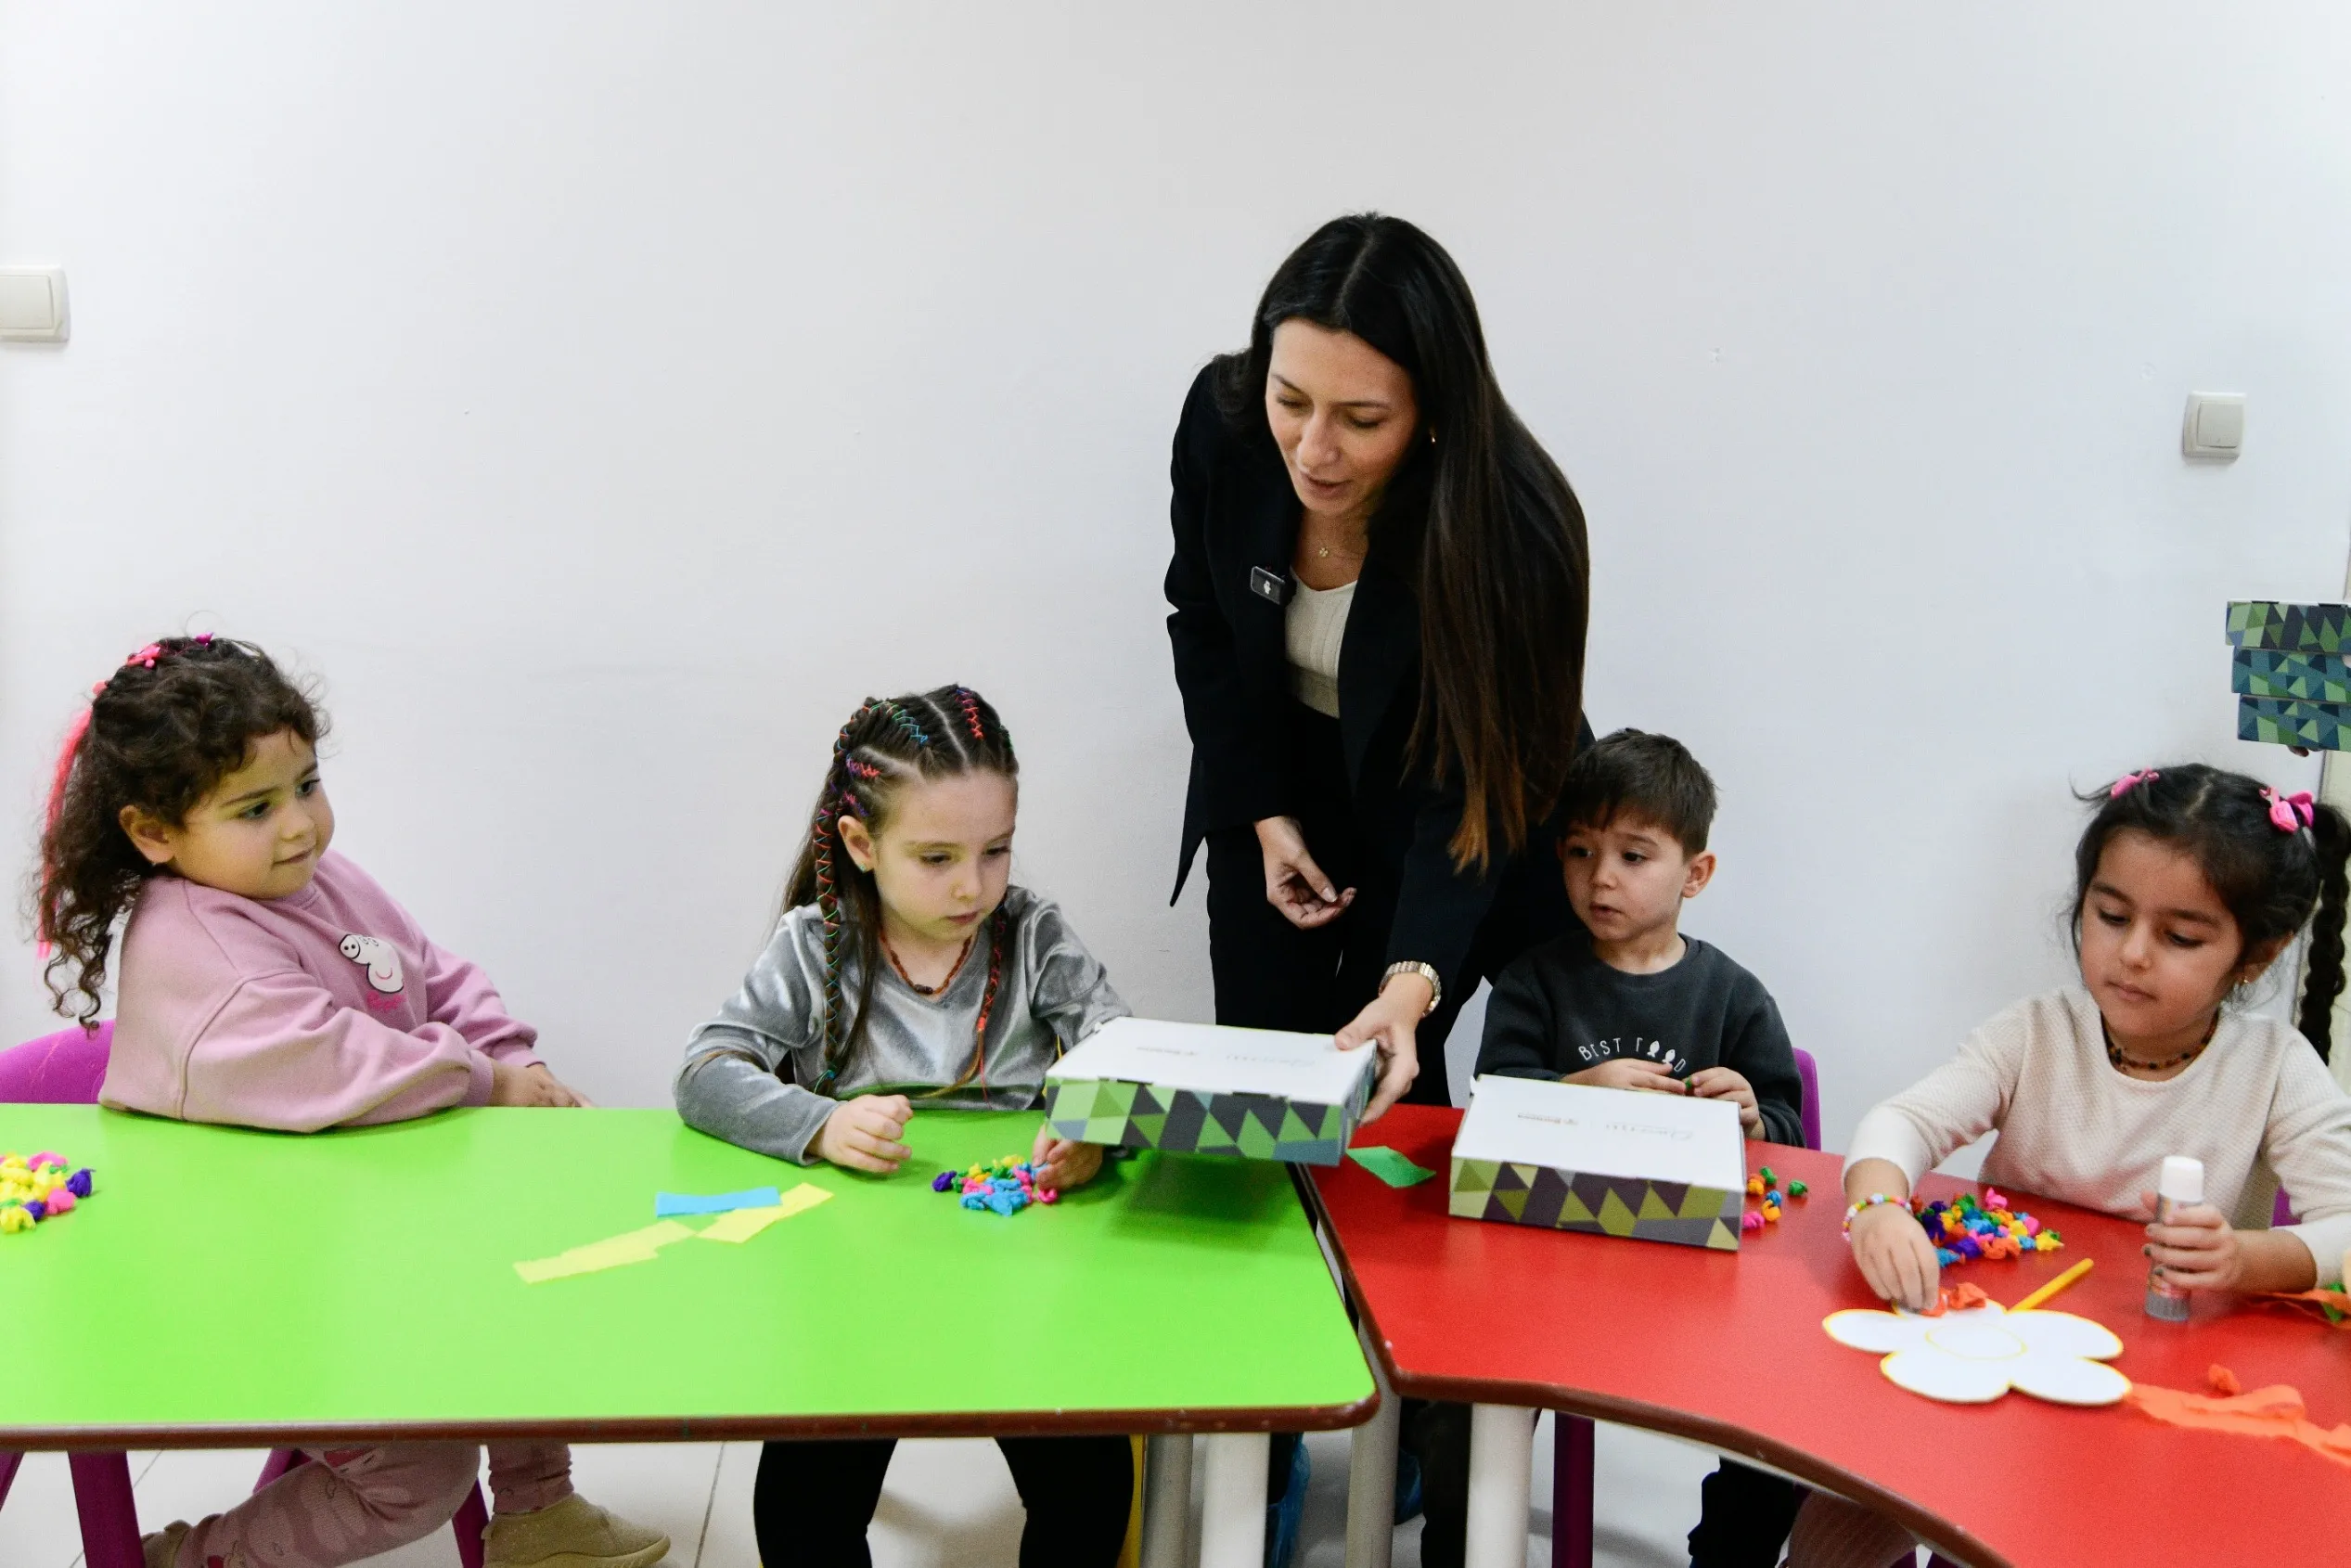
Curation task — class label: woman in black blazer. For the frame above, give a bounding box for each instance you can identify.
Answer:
[1166,213,1591,1117]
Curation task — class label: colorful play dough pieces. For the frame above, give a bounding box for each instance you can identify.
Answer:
[1913,1189,2060,1268]
[1741,1165,1808,1235]
[0,1150,96,1237]
[932,1155,1057,1216]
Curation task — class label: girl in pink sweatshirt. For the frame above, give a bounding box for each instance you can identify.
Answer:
[35,635,667,1568]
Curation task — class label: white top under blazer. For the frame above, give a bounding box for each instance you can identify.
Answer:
[1285,576,1355,718]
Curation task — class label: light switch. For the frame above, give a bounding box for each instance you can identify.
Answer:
[0,267,68,342]
[2183,392,2244,460]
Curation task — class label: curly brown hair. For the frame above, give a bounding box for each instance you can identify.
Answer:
[32,636,324,1025]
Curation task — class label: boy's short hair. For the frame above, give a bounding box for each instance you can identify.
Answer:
[1559,729,1717,855]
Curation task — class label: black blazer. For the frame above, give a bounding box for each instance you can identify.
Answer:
[1163,363,1576,998]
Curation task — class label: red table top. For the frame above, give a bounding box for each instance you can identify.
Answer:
[1311,1104,2348,1568]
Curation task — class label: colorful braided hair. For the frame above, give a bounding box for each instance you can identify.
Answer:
[32,636,325,1025]
[784,685,1020,1090]
[2075,763,2351,1061]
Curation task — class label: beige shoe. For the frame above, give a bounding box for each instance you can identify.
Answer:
[482,1493,670,1568]
[140,1522,193,1568]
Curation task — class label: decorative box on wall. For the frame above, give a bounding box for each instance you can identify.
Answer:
[1447,1074,1747,1250]
[1043,1017,1376,1165]
[2229,602,2351,751]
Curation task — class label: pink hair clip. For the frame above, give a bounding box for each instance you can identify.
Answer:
[122,642,163,670]
[2262,787,2316,833]
[2110,769,2160,799]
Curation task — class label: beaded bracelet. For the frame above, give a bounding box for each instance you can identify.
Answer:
[1843,1192,1902,1237]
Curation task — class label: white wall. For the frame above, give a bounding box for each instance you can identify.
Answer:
[5,5,2349,1141]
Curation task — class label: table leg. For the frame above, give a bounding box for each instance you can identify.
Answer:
[1140,1433,1194,1568]
[69,1452,144,1568]
[1343,1390,1398,1568]
[1464,1405,1534,1568]
[1198,1432,1270,1568]
[1552,1415,1594,1568]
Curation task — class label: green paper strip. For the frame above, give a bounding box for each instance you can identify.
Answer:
[1347,1146,1435,1188]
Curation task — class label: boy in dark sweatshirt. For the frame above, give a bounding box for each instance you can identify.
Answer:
[1477,727,1805,1568]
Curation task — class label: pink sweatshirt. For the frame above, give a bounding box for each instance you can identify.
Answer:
[103,851,544,1131]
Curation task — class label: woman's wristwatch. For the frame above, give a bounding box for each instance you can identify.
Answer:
[1380,961,1443,1018]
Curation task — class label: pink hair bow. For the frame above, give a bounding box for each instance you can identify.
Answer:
[2110,769,2160,799]
[2263,787,2316,833]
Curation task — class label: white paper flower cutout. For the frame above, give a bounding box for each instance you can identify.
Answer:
[1822,1303,2129,1406]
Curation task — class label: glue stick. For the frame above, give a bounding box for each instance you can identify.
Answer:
[2144,1155,2203,1322]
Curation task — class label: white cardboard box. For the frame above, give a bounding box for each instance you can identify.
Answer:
[1448,1074,1746,1249]
[1043,1017,1377,1165]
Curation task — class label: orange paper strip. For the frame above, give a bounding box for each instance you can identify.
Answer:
[2126,1377,2351,1469]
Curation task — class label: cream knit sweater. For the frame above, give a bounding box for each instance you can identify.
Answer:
[1846,988,2351,1285]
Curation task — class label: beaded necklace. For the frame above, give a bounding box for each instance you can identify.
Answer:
[2101,1013,2217,1074]
[882,930,976,996]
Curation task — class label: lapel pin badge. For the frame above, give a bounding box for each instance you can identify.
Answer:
[1250,567,1290,606]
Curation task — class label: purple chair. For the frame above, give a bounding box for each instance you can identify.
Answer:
[1550,1047,1826,1568]
[0,1024,491,1568]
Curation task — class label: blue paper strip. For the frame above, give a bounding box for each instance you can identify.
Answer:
[654,1187,782,1217]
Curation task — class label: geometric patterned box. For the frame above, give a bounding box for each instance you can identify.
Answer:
[2227,600,2351,654]
[2232,649,2351,703]
[1447,1075,1745,1251]
[2238,696,2351,752]
[1044,1018,1375,1166]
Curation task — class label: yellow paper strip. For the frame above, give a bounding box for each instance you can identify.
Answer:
[697,1183,833,1243]
[513,1219,700,1283]
[610,1219,699,1251]
[515,1240,660,1284]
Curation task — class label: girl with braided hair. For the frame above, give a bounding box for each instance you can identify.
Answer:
[1793,763,2351,1568]
[34,634,668,1568]
[674,683,1134,1568]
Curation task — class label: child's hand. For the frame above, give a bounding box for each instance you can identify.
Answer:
[1029,1124,1103,1190]
[1849,1202,1942,1313]
[489,1060,579,1107]
[2140,1195,2242,1292]
[1564,1059,1686,1096]
[816,1094,913,1175]
[1687,1067,1762,1137]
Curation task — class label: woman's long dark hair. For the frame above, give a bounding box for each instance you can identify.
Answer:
[2074,764,2351,1060]
[1214,212,1589,869]
[784,685,1020,1091]
[33,636,324,1024]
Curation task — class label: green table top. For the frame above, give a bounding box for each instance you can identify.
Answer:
[0,1105,1375,1447]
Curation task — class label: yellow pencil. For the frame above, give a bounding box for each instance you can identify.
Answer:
[2009,1257,2094,1314]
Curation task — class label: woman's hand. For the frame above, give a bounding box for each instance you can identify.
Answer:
[489,1060,585,1107]
[1030,1124,1104,1190]
[1255,816,1355,930]
[1339,972,1429,1123]
[815,1094,913,1175]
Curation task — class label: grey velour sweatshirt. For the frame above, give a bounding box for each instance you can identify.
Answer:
[674,885,1128,1164]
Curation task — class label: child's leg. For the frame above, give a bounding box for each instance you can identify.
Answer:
[995,1434,1134,1568]
[1687,1459,1804,1568]
[1403,1397,1471,1568]
[752,1437,896,1568]
[477,1445,668,1568]
[1785,1490,1918,1568]
[166,1444,479,1568]
[482,1442,572,1513]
